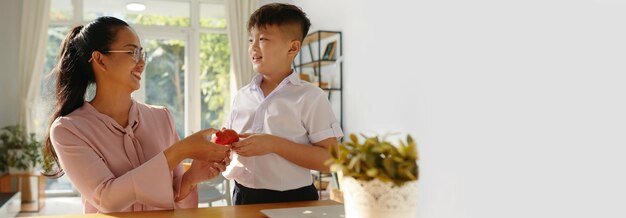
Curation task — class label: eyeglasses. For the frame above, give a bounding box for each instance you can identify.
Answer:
[88,48,147,63]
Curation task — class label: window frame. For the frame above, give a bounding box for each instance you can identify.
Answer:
[45,0,229,196]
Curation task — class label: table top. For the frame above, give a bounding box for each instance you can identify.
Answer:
[35,200,342,218]
[0,192,19,208]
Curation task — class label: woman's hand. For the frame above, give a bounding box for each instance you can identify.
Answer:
[181,128,231,162]
[165,128,231,171]
[175,156,231,202]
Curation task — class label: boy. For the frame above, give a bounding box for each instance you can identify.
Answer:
[223,3,344,205]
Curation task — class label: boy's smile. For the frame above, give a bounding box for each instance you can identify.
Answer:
[251,54,262,63]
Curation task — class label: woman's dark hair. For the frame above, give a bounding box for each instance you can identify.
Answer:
[43,16,129,178]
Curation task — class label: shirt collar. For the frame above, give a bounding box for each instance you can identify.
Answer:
[250,74,264,91]
[84,99,139,133]
[249,70,302,91]
[285,70,302,85]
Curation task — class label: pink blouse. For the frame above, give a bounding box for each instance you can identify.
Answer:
[50,100,198,213]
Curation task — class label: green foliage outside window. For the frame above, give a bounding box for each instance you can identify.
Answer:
[128,14,190,26]
[200,33,230,128]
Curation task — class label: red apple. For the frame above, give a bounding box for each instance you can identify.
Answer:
[215,129,239,145]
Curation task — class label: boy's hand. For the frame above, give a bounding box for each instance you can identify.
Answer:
[231,133,279,157]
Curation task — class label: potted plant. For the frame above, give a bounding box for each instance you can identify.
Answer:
[0,135,7,175]
[0,125,43,174]
[327,133,419,218]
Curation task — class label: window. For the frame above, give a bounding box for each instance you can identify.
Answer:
[84,0,191,26]
[37,0,230,195]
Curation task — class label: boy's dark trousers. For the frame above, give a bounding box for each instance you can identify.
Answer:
[232,181,319,205]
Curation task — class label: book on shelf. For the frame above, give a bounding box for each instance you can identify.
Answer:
[322,41,337,60]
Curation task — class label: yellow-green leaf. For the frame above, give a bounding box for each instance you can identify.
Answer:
[366,168,378,177]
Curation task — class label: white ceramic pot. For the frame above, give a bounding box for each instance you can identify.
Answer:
[341,177,418,218]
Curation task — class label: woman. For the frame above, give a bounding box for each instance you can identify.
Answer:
[43,16,229,213]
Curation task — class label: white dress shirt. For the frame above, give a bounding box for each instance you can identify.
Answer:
[223,71,344,191]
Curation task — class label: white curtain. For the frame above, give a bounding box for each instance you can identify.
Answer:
[226,0,259,93]
[18,0,50,133]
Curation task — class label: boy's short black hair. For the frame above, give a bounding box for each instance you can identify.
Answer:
[248,3,311,42]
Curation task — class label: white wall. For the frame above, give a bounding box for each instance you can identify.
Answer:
[291,0,626,217]
[0,0,22,127]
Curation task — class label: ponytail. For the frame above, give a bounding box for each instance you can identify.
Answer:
[43,17,129,178]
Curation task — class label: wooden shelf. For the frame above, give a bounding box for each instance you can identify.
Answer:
[302,31,340,46]
[297,60,336,68]
[0,174,46,212]
[21,201,40,212]
[296,30,343,135]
